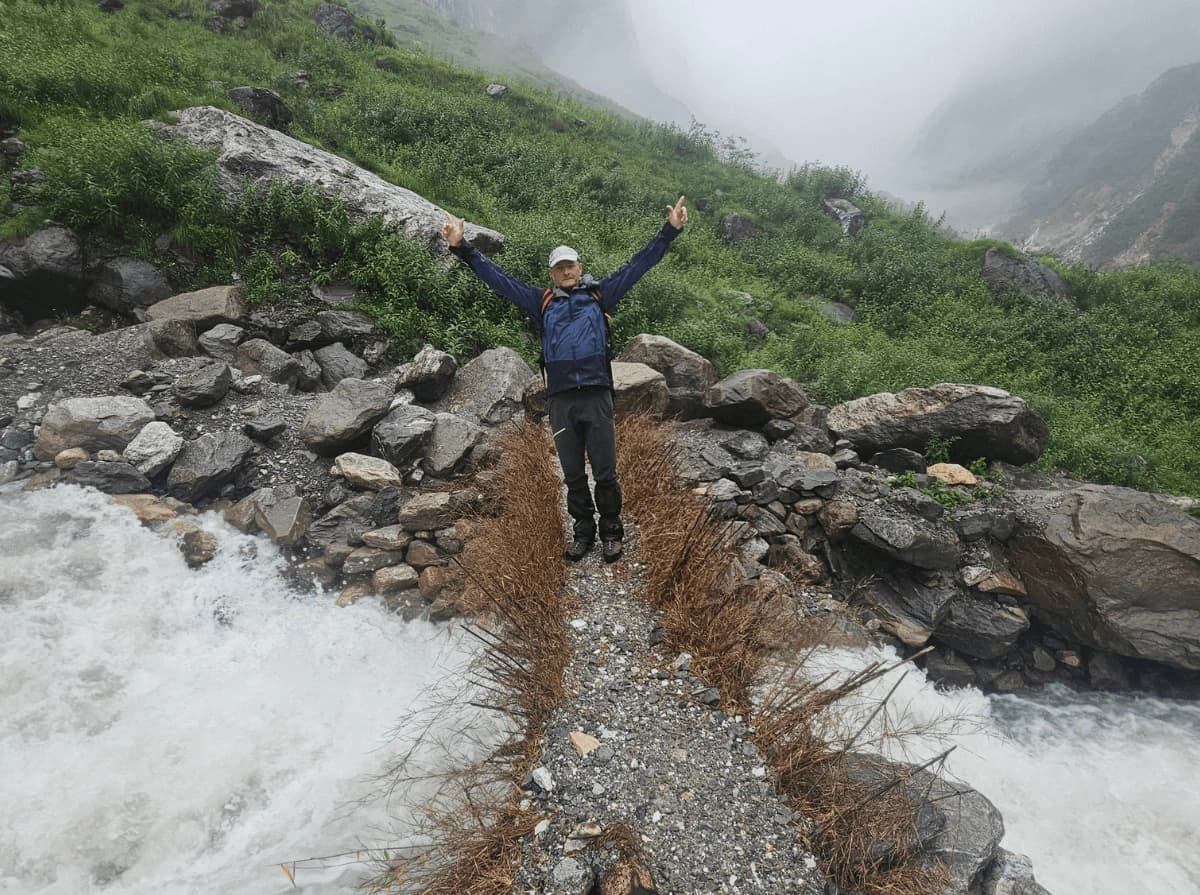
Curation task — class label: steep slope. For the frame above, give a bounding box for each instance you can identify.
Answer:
[1005,63,1200,266]
[355,0,638,117]
[412,0,695,126]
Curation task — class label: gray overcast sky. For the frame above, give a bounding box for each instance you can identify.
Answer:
[628,0,1200,188]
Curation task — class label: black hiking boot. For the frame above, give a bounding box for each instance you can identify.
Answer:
[601,538,624,563]
[565,537,593,562]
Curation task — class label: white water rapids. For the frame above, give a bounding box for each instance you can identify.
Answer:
[0,486,488,894]
[2,486,1197,893]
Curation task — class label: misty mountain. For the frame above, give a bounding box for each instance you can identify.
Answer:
[356,0,639,116]
[412,0,695,126]
[1005,63,1200,267]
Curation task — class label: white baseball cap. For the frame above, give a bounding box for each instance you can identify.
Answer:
[548,245,580,268]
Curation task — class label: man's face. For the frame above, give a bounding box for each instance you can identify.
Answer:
[550,260,583,290]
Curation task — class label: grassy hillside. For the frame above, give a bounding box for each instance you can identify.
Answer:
[2,0,1199,497]
[354,0,638,118]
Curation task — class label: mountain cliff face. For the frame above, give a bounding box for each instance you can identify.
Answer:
[1006,63,1200,267]
[415,0,693,125]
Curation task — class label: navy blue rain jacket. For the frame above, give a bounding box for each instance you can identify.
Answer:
[449,222,681,396]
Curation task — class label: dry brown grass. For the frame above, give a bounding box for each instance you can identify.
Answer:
[366,420,572,895]
[615,411,949,895]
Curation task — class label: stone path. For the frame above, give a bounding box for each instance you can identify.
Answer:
[510,516,826,894]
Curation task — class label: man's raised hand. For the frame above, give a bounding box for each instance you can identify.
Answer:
[666,195,688,230]
[442,211,465,247]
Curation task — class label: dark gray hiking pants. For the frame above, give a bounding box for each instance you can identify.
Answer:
[547,386,623,541]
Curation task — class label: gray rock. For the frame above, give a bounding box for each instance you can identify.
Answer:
[253,490,311,545]
[198,323,245,361]
[313,2,360,39]
[549,857,589,892]
[617,333,717,418]
[761,418,795,441]
[722,430,769,461]
[34,395,156,459]
[0,227,86,320]
[235,338,302,388]
[395,344,457,401]
[923,650,978,689]
[1006,484,1200,670]
[299,378,393,455]
[398,491,454,531]
[88,258,173,313]
[0,137,26,157]
[63,460,151,494]
[1087,652,1131,691]
[145,285,245,329]
[822,197,866,236]
[980,848,1051,895]
[485,83,508,98]
[166,431,255,501]
[147,318,201,357]
[316,309,378,344]
[226,86,292,130]
[372,404,437,467]
[173,362,232,407]
[153,106,504,251]
[935,596,1029,660]
[292,348,323,391]
[982,248,1070,301]
[307,493,376,549]
[122,420,184,476]
[439,347,533,423]
[851,508,962,569]
[828,383,1048,465]
[343,546,405,576]
[314,341,367,388]
[704,369,808,427]
[610,361,668,416]
[243,415,286,442]
[891,486,945,521]
[870,447,926,473]
[719,213,762,242]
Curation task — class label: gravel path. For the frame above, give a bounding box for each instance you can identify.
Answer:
[511,503,827,894]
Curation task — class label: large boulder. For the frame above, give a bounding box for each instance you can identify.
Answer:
[981,849,1052,895]
[166,431,255,501]
[313,2,364,40]
[63,460,152,494]
[144,285,246,330]
[34,396,155,459]
[704,369,808,427]
[314,342,367,388]
[423,412,482,477]
[122,421,184,476]
[827,384,1048,465]
[850,507,962,569]
[438,347,533,424]
[0,227,86,320]
[1006,484,1200,670]
[88,258,173,313]
[617,333,716,418]
[611,362,668,416]
[719,213,762,242]
[982,248,1070,301]
[153,107,504,252]
[226,86,292,131]
[172,361,232,407]
[822,198,866,236]
[372,404,437,467]
[299,378,392,455]
[933,596,1030,660]
[395,344,458,401]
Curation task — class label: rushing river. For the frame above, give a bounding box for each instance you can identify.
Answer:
[2,486,1197,894]
[805,648,1200,895]
[0,486,484,894]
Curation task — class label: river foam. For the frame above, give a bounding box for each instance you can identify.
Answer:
[805,647,1200,894]
[0,485,482,894]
